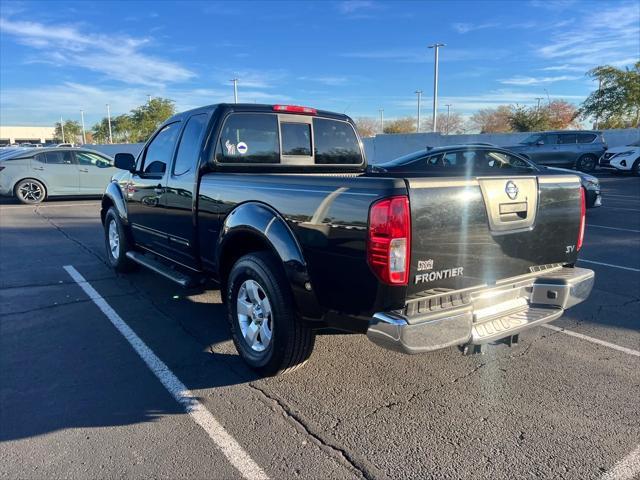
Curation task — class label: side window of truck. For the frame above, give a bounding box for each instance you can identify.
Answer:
[313,118,362,165]
[141,122,181,177]
[216,113,279,164]
[173,114,208,176]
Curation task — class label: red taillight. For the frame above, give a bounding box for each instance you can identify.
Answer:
[367,196,411,285]
[577,187,586,251]
[273,105,317,115]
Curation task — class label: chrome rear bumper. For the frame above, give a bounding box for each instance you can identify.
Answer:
[367,267,594,354]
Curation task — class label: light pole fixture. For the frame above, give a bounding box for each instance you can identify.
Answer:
[80,110,86,144]
[60,116,65,143]
[379,108,384,133]
[106,104,113,144]
[444,104,452,135]
[428,43,445,132]
[415,90,423,133]
[230,78,238,103]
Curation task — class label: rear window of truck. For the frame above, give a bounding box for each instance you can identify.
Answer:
[313,118,362,165]
[217,114,280,164]
[216,113,363,166]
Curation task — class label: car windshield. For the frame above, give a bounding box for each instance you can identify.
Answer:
[377,150,429,168]
[629,140,640,147]
[520,134,543,145]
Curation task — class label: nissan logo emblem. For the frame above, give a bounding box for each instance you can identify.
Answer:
[505,181,519,200]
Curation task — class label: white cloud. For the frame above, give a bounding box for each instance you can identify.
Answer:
[536,2,639,68]
[298,76,349,86]
[337,1,378,14]
[0,83,291,125]
[452,22,498,34]
[500,75,581,86]
[0,17,195,87]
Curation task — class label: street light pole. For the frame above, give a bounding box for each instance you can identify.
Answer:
[60,116,65,143]
[230,78,238,103]
[415,90,423,133]
[80,110,86,144]
[535,97,543,110]
[428,43,445,132]
[379,108,384,133]
[106,104,113,144]
[444,104,452,135]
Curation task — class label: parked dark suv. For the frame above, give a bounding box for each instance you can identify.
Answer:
[505,130,606,172]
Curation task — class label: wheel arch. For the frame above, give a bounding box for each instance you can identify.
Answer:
[216,202,323,320]
[101,181,128,225]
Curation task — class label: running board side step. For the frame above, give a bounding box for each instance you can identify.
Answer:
[125,251,197,287]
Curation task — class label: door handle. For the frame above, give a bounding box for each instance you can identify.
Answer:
[79,168,89,173]
[33,166,44,171]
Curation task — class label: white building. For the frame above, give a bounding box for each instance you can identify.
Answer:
[0,125,56,145]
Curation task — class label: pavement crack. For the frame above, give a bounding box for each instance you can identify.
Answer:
[2,292,134,316]
[33,207,108,267]
[248,383,384,480]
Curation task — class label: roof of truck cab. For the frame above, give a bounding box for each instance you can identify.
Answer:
[166,103,352,123]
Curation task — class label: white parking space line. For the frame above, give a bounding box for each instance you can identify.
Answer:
[601,444,640,480]
[588,224,640,233]
[578,259,640,273]
[542,324,640,358]
[63,265,268,480]
[0,202,100,209]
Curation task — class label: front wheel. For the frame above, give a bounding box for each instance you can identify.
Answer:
[15,179,46,204]
[227,252,315,376]
[104,207,136,272]
[577,154,597,172]
[632,158,640,176]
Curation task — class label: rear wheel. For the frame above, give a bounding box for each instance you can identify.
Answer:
[577,154,597,172]
[104,207,136,272]
[227,251,315,376]
[14,179,46,204]
[633,158,640,176]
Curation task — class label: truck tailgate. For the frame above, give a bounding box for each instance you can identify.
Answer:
[406,174,582,297]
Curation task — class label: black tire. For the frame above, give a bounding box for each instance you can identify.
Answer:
[577,154,597,172]
[227,251,315,376]
[104,207,136,273]
[14,178,46,204]
[633,158,640,176]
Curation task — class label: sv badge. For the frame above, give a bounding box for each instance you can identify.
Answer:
[566,245,576,253]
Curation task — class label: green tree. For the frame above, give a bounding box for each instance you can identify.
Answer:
[91,118,112,143]
[580,62,640,128]
[54,120,83,143]
[508,105,551,132]
[129,97,176,141]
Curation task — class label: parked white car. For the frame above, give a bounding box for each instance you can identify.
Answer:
[600,140,640,175]
[0,147,115,204]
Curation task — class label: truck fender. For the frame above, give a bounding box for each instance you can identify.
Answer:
[217,202,323,320]
[101,181,129,225]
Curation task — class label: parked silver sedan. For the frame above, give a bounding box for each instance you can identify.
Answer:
[0,147,115,204]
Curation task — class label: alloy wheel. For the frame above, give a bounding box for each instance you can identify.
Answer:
[108,219,120,259]
[18,182,43,203]
[236,279,273,352]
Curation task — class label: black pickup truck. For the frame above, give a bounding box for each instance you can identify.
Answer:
[102,103,594,375]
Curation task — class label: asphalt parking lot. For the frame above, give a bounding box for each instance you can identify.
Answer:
[1,171,639,480]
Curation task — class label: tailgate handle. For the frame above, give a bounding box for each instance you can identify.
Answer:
[499,202,528,221]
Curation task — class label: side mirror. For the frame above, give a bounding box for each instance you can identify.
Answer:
[114,153,136,172]
[536,140,544,146]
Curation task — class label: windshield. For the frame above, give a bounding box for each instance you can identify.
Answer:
[629,140,640,147]
[520,134,543,145]
[377,150,428,168]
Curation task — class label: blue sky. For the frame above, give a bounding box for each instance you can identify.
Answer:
[0,0,638,127]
